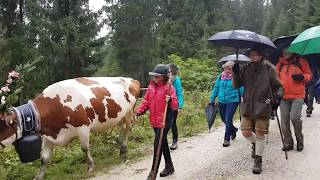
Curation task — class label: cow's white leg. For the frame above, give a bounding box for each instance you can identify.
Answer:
[78,127,95,173]
[35,138,54,180]
[120,114,132,161]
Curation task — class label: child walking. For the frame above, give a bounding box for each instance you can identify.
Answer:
[135,64,178,179]
[168,63,184,150]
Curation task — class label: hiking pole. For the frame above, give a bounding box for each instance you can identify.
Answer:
[152,83,171,180]
[274,110,288,160]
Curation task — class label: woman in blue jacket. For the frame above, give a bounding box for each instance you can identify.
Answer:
[211,61,243,147]
[168,63,184,150]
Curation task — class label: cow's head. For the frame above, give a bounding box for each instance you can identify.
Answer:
[0,112,18,149]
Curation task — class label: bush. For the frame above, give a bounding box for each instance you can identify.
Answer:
[168,54,219,91]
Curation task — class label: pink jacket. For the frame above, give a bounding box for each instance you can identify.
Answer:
[136,81,178,128]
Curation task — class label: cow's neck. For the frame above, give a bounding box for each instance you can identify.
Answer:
[12,101,41,136]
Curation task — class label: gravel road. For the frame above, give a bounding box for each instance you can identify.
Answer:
[91,104,320,180]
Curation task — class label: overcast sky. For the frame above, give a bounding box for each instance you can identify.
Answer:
[89,0,109,37]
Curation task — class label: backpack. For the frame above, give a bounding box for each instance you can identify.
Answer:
[278,57,303,73]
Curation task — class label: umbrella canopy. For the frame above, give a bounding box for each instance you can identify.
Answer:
[288,25,320,55]
[218,54,251,66]
[274,35,298,49]
[205,103,219,132]
[268,35,298,65]
[208,30,276,55]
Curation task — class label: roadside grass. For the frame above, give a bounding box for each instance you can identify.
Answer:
[0,90,226,180]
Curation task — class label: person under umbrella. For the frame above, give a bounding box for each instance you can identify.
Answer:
[304,58,320,117]
[276,49,312,152]
[210,61,244,147]
[233,45,283,174]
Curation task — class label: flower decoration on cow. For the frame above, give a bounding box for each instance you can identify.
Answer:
[0,60,38,115]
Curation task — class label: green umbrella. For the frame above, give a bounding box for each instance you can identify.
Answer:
[288,25,320,55]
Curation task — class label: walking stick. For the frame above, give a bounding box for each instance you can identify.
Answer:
[274,109,288,160]
[152,81,171,180]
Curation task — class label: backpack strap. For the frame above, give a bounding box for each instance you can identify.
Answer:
[279,57,303,73]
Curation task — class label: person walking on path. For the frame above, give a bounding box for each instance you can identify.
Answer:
[168,63,184,150]
[276,49,312,152]
[233,46,283,174]
[210,61,243,147]
[135,64,179,179]
[305,64,319,117]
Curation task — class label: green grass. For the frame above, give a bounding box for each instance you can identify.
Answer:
[0,90,223,180]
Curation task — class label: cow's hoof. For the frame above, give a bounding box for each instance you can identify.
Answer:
[120,145,128,156]
[88,165,95,173]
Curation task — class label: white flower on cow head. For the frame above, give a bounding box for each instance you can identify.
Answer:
[1,96,6,105]
[8,71,19,79]
[1,86,10,93]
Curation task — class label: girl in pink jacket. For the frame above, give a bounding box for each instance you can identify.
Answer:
[135,64,178,179]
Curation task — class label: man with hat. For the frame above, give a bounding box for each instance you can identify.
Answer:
[135,64,178,179]
[233,46,283,174]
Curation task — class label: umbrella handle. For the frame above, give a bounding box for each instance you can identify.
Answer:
[236,48,239,61]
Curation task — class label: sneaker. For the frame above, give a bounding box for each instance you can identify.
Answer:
[282,146,293,151]
[297,143,304,152]
[159,164,175,177]
[223,140,230,147]
[231,128,238,140]
[170,141,178,150]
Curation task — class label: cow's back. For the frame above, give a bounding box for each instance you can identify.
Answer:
[33,77,140,141]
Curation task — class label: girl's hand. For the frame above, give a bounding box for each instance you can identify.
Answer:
[165,95,172,103]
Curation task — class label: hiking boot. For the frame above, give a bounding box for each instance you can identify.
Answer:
[160,164,175,177]
[282,145,293,151]
[146,171,154,180]
[251,143,255,158]
[306,108,313,117]
[223,140,230,147]
[252,155,262,174]
[231,128,238,140]
[170,141,178,150]
[297,143,304,152]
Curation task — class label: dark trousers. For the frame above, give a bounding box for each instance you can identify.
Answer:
[218,102,239,141]
[171,110,178,142]
[151,127,173,175]
[306,85,316,110]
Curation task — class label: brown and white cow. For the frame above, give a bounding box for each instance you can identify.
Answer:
[0,77,140,180]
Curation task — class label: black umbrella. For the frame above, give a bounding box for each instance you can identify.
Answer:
[208,30,276,56]
[269,35,320,66]
[268,35,298,65]
[205,103,219,132]
[218,54,251,66]
[274,35,298,49]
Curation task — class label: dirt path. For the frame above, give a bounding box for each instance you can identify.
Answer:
[91,104,320,180]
